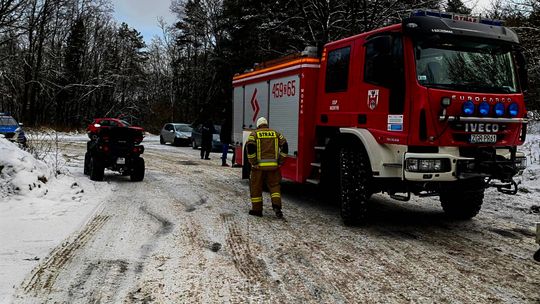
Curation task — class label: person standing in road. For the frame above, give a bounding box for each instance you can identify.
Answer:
[201,119,215,160]
[220,118,232,167]
[246,117,288,218]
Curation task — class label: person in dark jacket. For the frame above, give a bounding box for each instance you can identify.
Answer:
[220,118,232,166]
[201,120,215,160]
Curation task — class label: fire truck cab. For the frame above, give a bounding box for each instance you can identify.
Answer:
[233,11,528,225]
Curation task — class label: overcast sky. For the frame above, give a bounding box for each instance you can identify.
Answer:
[112,0,176,43]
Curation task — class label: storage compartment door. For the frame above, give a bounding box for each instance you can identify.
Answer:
[268,75,300,156]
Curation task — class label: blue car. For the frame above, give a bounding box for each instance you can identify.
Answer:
[0,113,27,145]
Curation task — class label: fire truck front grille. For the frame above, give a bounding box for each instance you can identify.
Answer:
[457,146,513,179]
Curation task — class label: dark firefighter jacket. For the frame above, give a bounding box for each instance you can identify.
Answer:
[246,127,288,170]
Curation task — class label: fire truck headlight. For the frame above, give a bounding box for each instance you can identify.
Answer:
[406,159,419,172]
[508,102,519,117]
[405,158,449,173]
[462,101,475,116]
[494,103,505,117]
[478,102,490,116]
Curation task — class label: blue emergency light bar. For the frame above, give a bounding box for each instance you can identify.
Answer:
[411,9,504,26]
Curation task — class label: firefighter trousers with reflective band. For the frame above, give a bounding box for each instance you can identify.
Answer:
[250,168,281,212]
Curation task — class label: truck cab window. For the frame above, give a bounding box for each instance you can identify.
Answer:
[414,37,518,94]
[364,35,405,114]
[325,46,351,92]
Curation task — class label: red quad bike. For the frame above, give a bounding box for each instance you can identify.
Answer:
[84,126,145,182]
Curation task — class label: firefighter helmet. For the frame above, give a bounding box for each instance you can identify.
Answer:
[256,117,268,128]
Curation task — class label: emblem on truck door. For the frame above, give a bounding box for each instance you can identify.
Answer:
[368,89,379,110]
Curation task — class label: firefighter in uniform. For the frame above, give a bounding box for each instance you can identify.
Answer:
[246,117,288,218]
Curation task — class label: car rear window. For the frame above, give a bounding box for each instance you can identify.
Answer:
[175,125,192,132]
[99,120,118,127]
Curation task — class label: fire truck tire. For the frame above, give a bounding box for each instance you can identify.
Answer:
[160,135,165,145]
[440,178,484,219]
[90,156,104,181]
[83,152,91,175]
[131,157,145,182]
[339,145,371,225]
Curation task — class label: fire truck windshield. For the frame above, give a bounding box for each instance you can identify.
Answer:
[414,38,518,94]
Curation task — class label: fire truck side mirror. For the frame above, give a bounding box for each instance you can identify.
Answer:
[441,97,451,108]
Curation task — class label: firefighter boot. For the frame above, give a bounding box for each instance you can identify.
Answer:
[249,199,263,217]
[272,204,283,219]
[249,209,263,217]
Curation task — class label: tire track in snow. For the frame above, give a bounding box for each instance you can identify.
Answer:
[21,215,110,295]
[67,259,128,303]
[221,213,283,303]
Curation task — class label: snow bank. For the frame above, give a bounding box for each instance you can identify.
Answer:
[0,138,52,199]
[0,135,110,303]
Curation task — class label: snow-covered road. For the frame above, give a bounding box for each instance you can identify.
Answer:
[5,135,540,303]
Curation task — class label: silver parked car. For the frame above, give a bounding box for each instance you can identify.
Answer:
[160,123,192,146]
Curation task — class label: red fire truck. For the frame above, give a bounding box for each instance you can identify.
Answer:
[232,10,529,224]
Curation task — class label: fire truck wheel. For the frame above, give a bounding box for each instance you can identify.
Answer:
[131,157,145,182]
[339,145,371,225]
[160,135,165,145]
[83,152,91,175]
[89,156,104,181]
[440,178,484,219]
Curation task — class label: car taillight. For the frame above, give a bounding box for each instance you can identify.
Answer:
[101,145,109,152]
[132,146,144,154]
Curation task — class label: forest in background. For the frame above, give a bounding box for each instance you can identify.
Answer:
[0,0,538,131]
